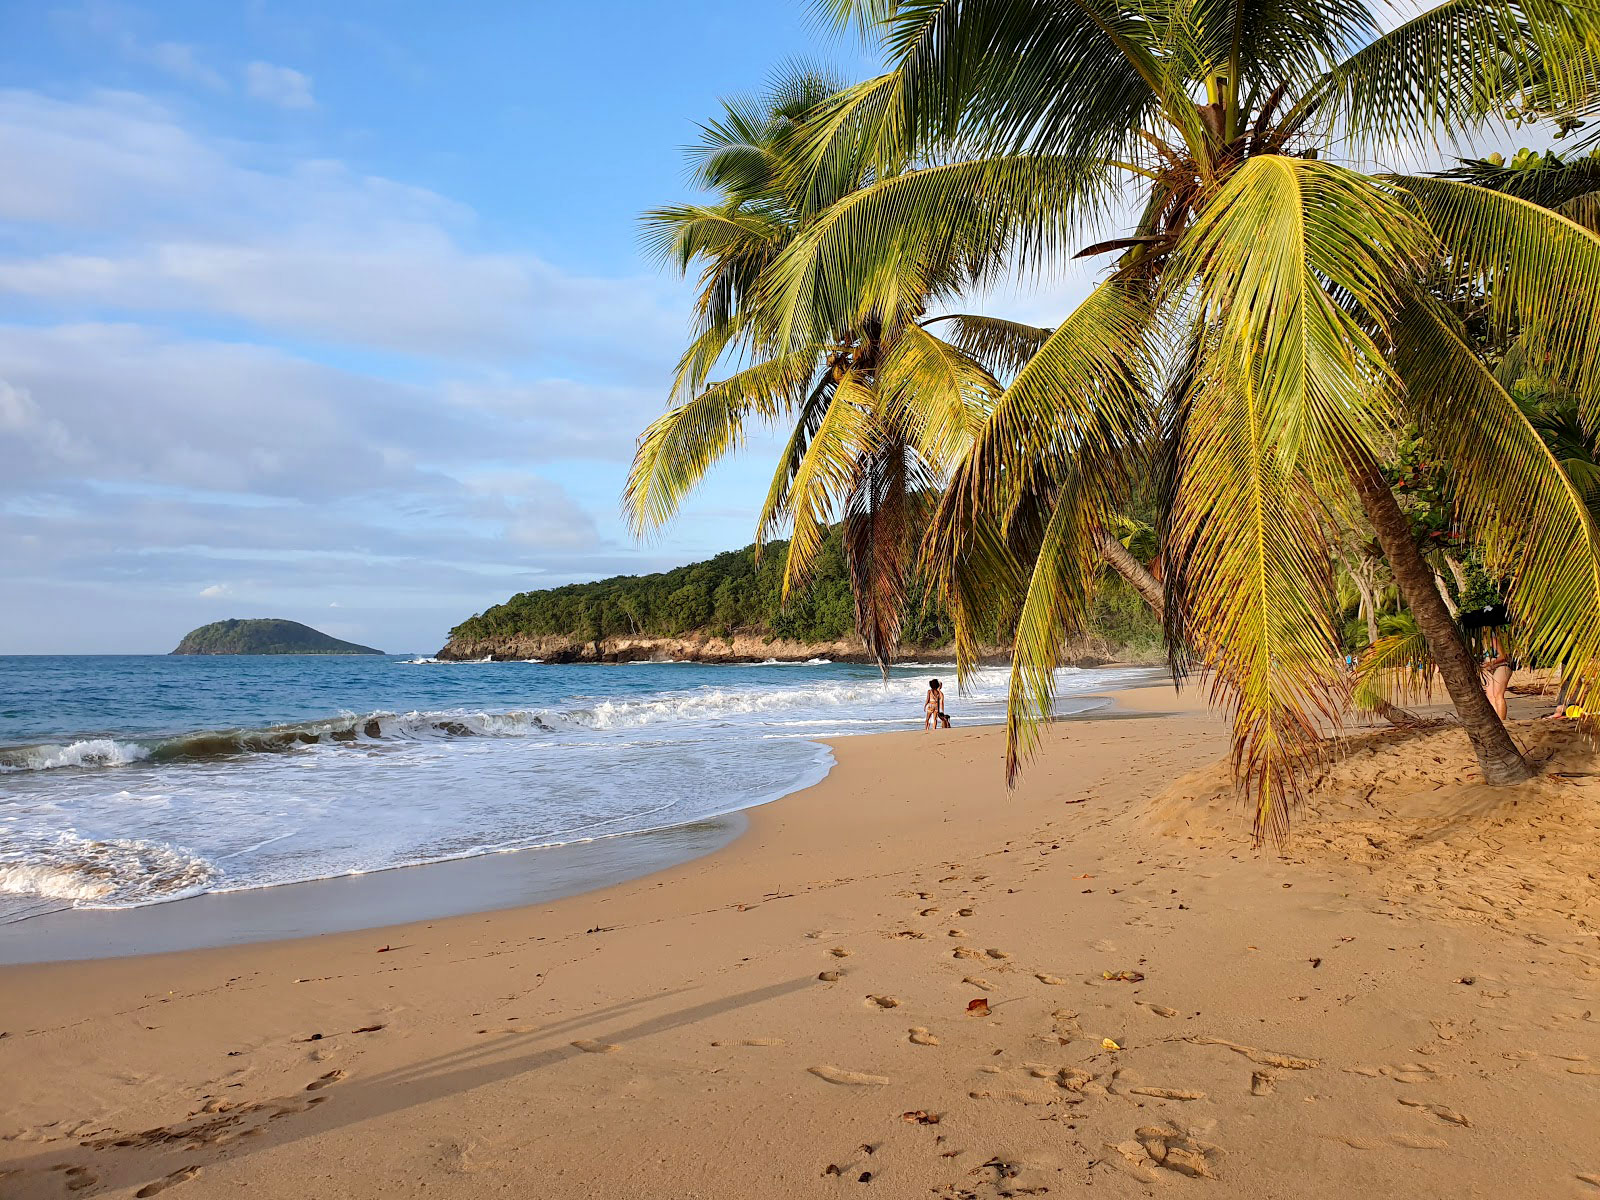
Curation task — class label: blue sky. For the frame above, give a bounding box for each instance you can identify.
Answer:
[0,0,892,653]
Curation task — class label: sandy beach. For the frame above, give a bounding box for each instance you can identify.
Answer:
[3,681,1598,1199]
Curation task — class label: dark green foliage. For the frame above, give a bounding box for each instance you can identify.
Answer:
[172,619,383,656]
[449,528,1158,654]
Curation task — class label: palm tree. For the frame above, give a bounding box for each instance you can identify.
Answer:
[626,70,1055,671]
[766,0,1600,835]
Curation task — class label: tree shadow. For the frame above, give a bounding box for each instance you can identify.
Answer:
[2,974,817,1197]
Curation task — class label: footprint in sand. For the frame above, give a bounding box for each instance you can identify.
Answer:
[818,970,843,982]
[711,1038,785,1047]
[909,1027,940,1046]
[51,1165,97,1194]
[830,947,852,958]
[305,1069,345,1091]
[1136,1001,1179,1018]
[866,995,901,1009]
[134,1166,200,1197]
[1129,1086,1207,1101]
[948,929,968,938]
[808,1065,889,1086]
[953,947,983,960]
[571,1039,620,1054]
[985,948,1012,960]
[1250,1071,1276,1096]
[1126,1125,1226,1179]
[958,908,975,917]
[1397,1097,1471,1126]
[962,975,993,989]
[1035,972,1066,986]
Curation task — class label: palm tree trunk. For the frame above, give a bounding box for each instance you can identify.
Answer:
[1095,530,1164,619]
[1348,461,1533,784]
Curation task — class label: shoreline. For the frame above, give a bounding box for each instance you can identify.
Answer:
[4,683,1597,1198]
[0,676,1158,963]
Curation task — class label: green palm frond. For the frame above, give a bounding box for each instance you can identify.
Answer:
[1304,0,1600,150]
[1352,612,1436,711]
[762,370,883,603]
[878,322,1000,466]
[624,351,819,535]
[917,313,1054,378]
[767,154,1114,351]
[1399,175,1600,430]
[1163,349,1347,842]
[1389,293,1600,709]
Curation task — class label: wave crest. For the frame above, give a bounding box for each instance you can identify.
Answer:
[0,833,217,907]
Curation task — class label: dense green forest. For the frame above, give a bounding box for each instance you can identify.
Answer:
[448,527,1162,656]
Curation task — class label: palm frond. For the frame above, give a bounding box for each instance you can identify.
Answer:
[624,351,819,535]
[1390,292,1600,712]
[917,312,1054,378]
[1304,0,1600,150]
[1399,174,1600,431]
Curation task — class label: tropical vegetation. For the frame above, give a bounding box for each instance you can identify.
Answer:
[629,0,1600,837]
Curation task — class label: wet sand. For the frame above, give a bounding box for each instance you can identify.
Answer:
[2,682,1597,1198]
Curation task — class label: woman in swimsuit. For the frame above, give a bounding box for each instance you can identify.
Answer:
[925,678,950,730]
[1483,634,1514,721]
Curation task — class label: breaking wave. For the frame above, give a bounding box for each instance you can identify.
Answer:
[0,832,217,908]
[0,671,1024,774]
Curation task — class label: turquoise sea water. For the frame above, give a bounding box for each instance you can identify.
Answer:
[0,654,1139,922]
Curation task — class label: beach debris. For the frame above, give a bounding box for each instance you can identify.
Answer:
[375,945,392,953]
[901,1110,941,1125]
[585,925,614,934]
[967,998,991,1017]
[858,1171,873,1183]
[824,1164,843,1176]
[1103,970,1145,982]
[859,1143,876,1155]
[1102,1038,1122,1051]
[808,1065,890,1086]
[1309,957,1323,968]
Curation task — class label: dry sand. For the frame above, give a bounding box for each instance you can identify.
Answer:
[2,683,1598,1199]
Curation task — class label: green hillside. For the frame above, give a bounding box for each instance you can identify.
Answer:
[171,619,384,656]
[446,527,1161,655]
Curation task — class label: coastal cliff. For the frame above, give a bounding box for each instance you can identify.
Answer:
[434,629,1145,666]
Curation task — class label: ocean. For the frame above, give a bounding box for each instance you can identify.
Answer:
[0,654,1144,927]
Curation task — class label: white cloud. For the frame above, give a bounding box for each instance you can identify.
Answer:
[199,583,230,597]
[244,62,316,110]
[0,89,686,365]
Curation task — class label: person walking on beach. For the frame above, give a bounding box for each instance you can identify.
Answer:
[925,678,950,730]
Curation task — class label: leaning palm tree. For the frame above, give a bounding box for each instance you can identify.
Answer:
[626,70,1054,670]
[765,0,1600,835]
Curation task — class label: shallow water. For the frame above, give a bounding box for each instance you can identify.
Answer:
[0,654,1143,922]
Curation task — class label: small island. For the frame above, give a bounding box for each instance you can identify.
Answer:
[171,618,384,656]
